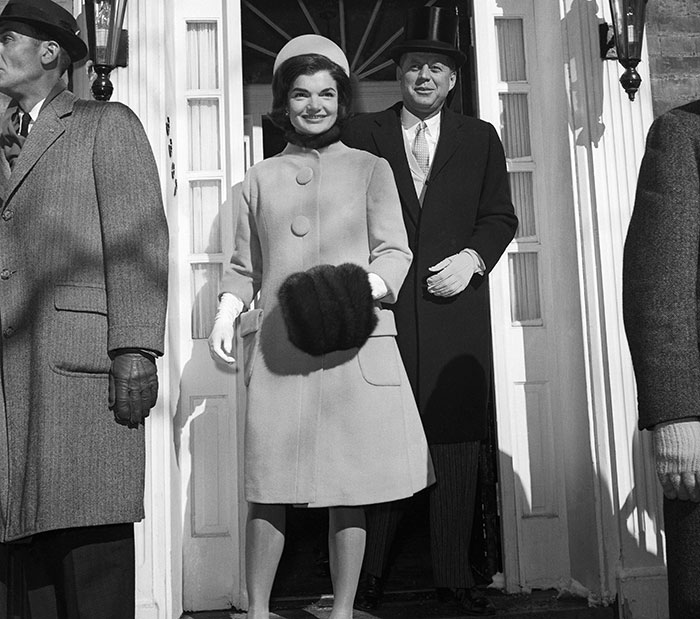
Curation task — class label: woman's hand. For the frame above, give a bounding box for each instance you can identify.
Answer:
[208,293,244,364]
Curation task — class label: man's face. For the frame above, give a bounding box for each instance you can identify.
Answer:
[0,29,44,98]
[398,52,457,119]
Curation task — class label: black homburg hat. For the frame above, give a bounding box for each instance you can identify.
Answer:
[0,0,88,62]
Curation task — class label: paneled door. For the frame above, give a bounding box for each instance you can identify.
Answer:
[474,0,593,593]
[169,0,247,611]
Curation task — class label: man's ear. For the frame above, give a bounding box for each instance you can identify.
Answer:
[40,40,61,67]
[448,70,457,92]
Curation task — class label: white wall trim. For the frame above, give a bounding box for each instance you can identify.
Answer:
[559,0,664,613]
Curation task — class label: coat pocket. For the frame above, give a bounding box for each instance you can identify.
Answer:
[50,283,110,376]
[238,308,264,386]
[357,309,402,386]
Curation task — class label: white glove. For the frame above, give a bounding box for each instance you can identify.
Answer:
[367,272,388,300]
[426,250,481,297]
[208,293,244,364]
[653,420,700,502]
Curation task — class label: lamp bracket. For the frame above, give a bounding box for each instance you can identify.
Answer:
[599,22,617,60]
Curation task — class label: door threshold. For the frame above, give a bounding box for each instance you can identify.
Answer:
[183,588,617,618]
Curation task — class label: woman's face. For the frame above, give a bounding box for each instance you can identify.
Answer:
[287,70,339,135]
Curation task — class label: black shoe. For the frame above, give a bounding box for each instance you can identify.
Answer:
[354,572,384,611]
[436,587,496,616]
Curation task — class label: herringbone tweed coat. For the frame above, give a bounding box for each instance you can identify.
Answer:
[221,140,434,507]
[0,88,168,542]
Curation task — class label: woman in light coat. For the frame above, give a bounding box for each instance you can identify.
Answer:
[209,35,432,618]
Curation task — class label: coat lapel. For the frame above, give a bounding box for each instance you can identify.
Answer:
[428,109,462,184]
[6,89,75,202]
[370,103,421,227]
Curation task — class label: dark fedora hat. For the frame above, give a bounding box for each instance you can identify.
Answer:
[389,5,467,68]
[278,263,378,356]
[0,0,88,62]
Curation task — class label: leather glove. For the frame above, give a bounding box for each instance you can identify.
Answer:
[653,419,700,502]
[208,293,244,364]
[108,350,158,429]
[426,250,481,297]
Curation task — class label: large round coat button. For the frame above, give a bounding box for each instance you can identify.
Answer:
[291,216,311,236]
[0,268,11,280]
[296,167,313,185]
[3,326,14,338]
[2,209,13,221]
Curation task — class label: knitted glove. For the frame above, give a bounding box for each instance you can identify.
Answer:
[208,292,244,364]
[108,350,158,429]
[426,250,481,297]
[653,420,700,502]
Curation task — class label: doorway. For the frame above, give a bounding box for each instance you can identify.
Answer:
[240,0,502,601]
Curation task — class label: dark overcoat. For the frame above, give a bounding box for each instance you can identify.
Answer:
[343,103,517,443]
[0,89,168,541]
[622,99,700,619]
[623,100,700,431]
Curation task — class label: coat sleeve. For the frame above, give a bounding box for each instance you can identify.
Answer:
[220,174,262,307]
[622,107,700,430]
[365,157,412,303]
[468,124,518,271]
[93,102,169,355]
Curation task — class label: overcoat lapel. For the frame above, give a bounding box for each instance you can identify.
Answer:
[428,109,462,184]
[371,104,421,227]
[5,89,74,203]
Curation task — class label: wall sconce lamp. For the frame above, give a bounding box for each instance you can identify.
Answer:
[84,0,129,101]
[599,0,649,101]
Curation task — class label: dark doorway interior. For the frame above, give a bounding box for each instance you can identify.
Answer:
[242,0,501,601]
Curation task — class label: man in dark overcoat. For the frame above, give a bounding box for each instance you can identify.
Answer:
[623,100,700,618]
[342,5,517,615]
[0,1,168,617]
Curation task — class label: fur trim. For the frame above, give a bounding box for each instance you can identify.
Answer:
[278,263,378,356]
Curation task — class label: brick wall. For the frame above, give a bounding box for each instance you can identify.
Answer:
[646,0,700,115]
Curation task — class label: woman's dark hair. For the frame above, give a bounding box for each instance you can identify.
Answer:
[269,53,352,132]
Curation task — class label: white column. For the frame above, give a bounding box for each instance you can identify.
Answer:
[559,1,667,616]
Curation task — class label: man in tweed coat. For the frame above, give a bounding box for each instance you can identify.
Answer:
[0,1,168,617]
[623,100,700,618]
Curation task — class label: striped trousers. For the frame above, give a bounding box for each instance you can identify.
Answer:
[362,441,480,589]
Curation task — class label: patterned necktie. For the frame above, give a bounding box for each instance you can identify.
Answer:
[412,121,430,175]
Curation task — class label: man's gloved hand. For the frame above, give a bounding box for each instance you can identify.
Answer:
[653,419,700,502]
[426,250,480,297]
[109,350,158,429]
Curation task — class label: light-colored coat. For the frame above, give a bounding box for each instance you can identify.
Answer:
[222,141,433,507]
[0,89,168,541]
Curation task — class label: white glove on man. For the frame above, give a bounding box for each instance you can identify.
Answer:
[208,292,244,364]
[426,249,483,298]
[653,419,700,502]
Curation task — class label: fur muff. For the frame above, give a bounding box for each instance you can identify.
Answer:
[278,263,378,356]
